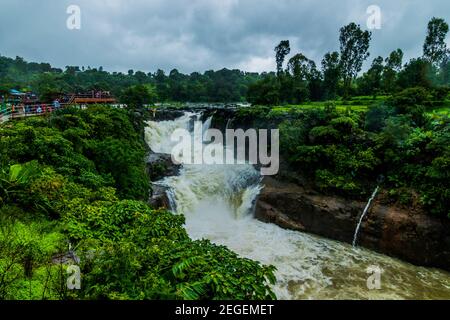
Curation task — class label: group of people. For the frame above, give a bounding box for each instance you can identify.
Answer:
[8,99,62,116]
[1,90,116,122]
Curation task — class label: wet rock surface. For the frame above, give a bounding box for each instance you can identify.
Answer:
[149,184,173,209]
[255,176,450,271]
[146,152,181,182]
[146,152,181,210]
[149,110,185,121]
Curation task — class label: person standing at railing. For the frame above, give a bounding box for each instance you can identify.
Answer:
[53,99,61,109]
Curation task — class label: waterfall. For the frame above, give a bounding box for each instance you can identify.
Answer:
[352,186,380,247]
[144,112,194,154]
[225,118,232,130]
[143,113,450,300]
[145,112,260,218]
[203,116,213,132]
[202,116,213,140]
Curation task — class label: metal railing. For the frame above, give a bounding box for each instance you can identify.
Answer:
[0,103,72,124]
[0,100,124,124]
[0,108,12,123]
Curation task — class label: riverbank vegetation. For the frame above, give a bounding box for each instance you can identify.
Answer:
[229,87,449,219]
[0,106,276,300]
[232,18,450,219]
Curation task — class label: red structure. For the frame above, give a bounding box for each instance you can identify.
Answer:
[68,92,117,104]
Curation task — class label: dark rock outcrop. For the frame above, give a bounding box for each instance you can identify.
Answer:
[149,110,185,121]
[146,152,181,210]
[146,152,181,182]
[255,177,450,271]
[149,184,173,209]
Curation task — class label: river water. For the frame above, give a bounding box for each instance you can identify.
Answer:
[144,113,450,300]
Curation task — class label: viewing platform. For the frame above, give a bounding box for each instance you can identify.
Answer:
[0,92,119,124]
[70,93,117,104]
[73,97,117,104]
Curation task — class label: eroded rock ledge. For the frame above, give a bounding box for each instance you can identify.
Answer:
[255,177,450,271]
[146,152,181,209]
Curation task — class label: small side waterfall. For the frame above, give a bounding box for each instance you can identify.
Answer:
[225,118,233,130]
[352,186,380,247]
[202,116,213,140]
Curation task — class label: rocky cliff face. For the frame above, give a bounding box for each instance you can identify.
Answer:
[255,177,450,271]
[146,152,181,209]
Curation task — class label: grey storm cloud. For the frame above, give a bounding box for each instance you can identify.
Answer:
[0,0,449,74]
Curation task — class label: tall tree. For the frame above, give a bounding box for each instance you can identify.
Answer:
[321,51,340,99]
[339,23,372,99]
[287,53,316,80]
[438,56,450,85]
[397,58,433,89]
[385,49,403,71]
[367,56,384,97]
[287,53,318,102]
[383,49,403,93]
[120,84,158,110]
[275,40,291,75]
[423,17,449,67]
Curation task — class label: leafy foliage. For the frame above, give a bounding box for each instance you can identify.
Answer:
[0,55,261,103]
[278,103,449,218]
[0,106,148,200]
[0,107,276,300]
[247,18,449,105]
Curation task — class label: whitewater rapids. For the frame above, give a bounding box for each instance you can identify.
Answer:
[145,112,450,300]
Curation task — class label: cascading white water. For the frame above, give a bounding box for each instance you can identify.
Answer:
[145,112,450,300]
[225,118,232,130]
[353,186,380,247]
[202,116,213,139]
[145,112,195,154]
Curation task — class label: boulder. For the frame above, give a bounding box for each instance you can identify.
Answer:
[146,152,181,182]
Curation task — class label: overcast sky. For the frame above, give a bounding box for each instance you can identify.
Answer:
[0,0,449,74]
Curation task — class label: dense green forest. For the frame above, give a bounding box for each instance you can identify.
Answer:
[2,19,450,105]
[248,18,450,104]
[0,107,275,300]
[232,87,449,219]
[235,18,449,219]
[0,56,261,103]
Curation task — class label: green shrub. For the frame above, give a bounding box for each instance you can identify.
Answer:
[0,106,278,300]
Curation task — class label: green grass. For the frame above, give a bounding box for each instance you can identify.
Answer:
[428,106,450,118]
[271,101,369,114]
[271,96,386,113]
